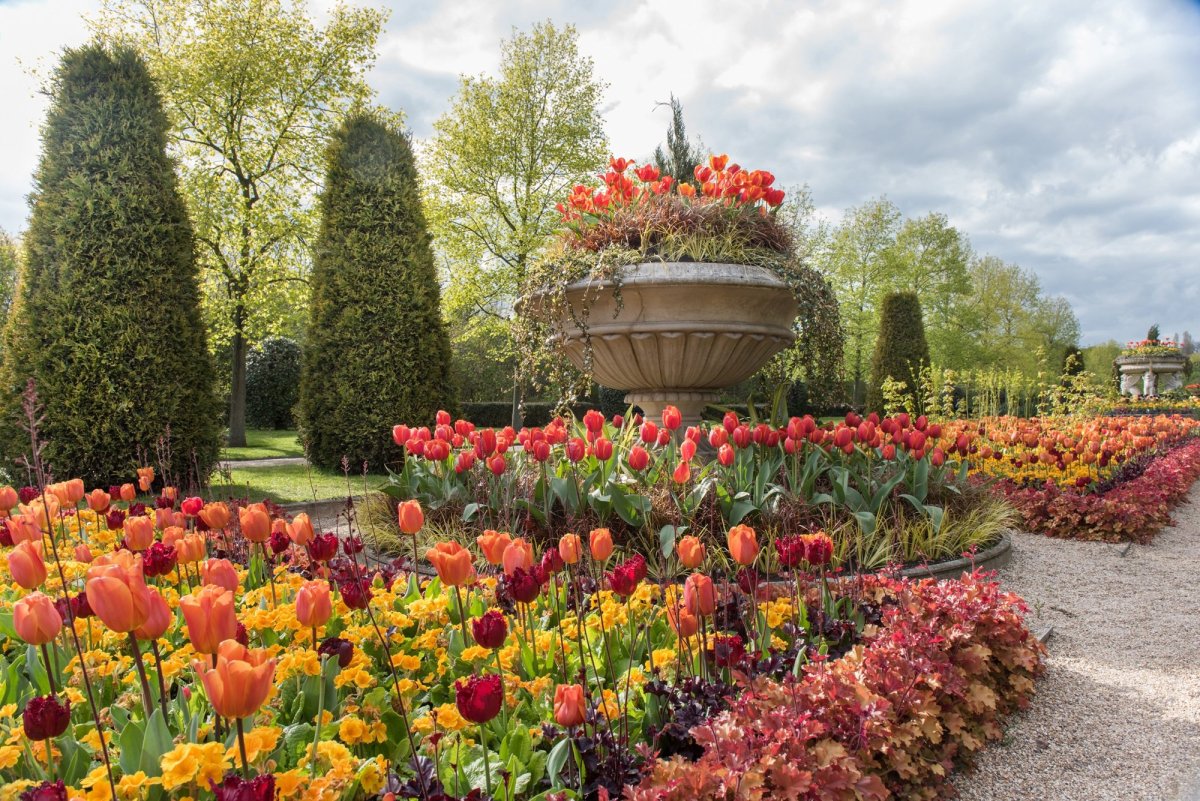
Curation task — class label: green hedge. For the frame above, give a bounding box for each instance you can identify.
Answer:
[246,337,301,430]
[299,114,455,469]
[0,45,219,486]
[867,291,930,414]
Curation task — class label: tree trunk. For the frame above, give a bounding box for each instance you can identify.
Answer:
[228,308,248,447]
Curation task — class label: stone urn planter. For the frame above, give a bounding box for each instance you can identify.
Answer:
[533,262,799,424]
[1116,352,1187,397]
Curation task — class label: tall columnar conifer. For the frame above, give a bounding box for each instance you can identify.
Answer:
[867,291,931,413]
[300,113,454,469]
[0,45,219,486]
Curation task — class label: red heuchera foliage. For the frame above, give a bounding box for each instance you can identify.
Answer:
[627,573,1045,801]
[1001,438,1200,543]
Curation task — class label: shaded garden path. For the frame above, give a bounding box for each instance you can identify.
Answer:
[957,483,1200,801]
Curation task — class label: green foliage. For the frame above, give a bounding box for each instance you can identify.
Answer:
[867,292,930,412]
[652,94,704,184]
[246,336,301,429]
[299,113,454,470]
[91,0,387,444]
[0,45,219,486]
[0,230,18,319]
[424,21,609,373]
[1147,323,1160,342]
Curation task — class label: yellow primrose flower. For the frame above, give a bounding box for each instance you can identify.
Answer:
[161,741,230,791]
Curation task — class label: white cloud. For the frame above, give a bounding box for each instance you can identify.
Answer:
[2,0,1198,342]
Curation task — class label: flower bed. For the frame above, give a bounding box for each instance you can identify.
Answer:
[384,408,1005,572]
[0,466,1042,801]
[936,415,1199,490]
[998,438,1200,543]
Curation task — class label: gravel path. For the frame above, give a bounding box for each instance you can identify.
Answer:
[957,483,1200,801]
[218,456,308,469]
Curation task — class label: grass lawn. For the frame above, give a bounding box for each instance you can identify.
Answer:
[220,429,304,461]
[208,464,387,504]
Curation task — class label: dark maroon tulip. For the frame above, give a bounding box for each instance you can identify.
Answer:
[454,673,503,724]
[19,780,67,801]
[142,542,178,578]
[306,533,338,563]
[505,567,541,604]
[105,509,126,531]
[339,577,372,610]
[268,529,290,556]
[210,772,275,801]
[318,636,354,668]
[22,695,70,740]
[471,610,507,649]
[711,634,745,668]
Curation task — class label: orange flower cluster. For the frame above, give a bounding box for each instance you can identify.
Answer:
[556,154,785,223]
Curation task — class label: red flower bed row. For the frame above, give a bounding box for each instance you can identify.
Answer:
[999,438,1200,543]
[628,573,1045,801]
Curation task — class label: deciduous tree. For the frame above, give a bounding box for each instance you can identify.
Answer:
[91,0,386,446]
[423,21,608,399]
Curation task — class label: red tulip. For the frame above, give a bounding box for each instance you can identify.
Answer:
[672,459,691,484]
[661,405,682,431]
[627,445,650,471]
[717,443,735,467]
[455,673,503,724]
[593,437,613,461]
[471,610,507,649]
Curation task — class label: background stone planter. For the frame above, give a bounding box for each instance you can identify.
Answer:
[545,262,799,424]
[1116,352,1187,397]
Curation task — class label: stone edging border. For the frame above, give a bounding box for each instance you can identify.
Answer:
[891,530,1013,581]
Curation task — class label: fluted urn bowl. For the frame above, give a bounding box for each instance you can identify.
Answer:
[531,262,799,424]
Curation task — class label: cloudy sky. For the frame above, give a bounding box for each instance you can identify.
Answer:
[2,0,1198,345]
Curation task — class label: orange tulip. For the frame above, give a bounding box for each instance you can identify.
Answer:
[8,512,41,544]
[476,530,512,565]
[155,507,177,531]
[47,482,73,507]
[200,502,231,531]
[176,532,207,564]
[427,542,476,586]
[589,528,614,562]
[397,500,424,535]
[74,543,94,563]
[8,540,46,589]
[13,592,62,645]
[667,604,698,639]
[558,533,582,565]
[683,573,717,616]
[727,524,759,566]
[201,558,239,593]
[123,516,156,551]
[295,580,332,629]
[238,503,271,543]
[137,467,155,493]
[180,584,238,654]
[0,486,17,512]
[676,536,705,569]
[553,683,587,727]
[192,639,276,719]
[501,538,533,576]
[287,512,314,546]
[161,526,185,548]
[120,483,137,502]
[135,589,173,641]
[86,489,111,513]
[85,551,153,633]
[64,479,85,505]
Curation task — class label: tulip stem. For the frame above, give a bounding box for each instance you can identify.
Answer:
[479,723,492,797]
[128,634,154,720]
[44,738,55,780]
[236,717,250,775]
[312,624,319,650]
[150,640,170,719]
[453,586,469,645]
[260,543,278,607]
[493,649,508,730]
[39,643,57,695]
[309,655,327,780]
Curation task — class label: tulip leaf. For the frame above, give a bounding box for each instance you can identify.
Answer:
[140,708,173,776]
[728,500,756,525]
[0,612,16,641]
[547,736,573,786]
[118,718,145,775]
[658,524,679,559]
